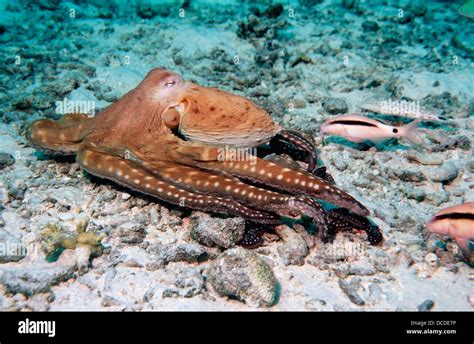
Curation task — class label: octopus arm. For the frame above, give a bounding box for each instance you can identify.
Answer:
[27,113,91,154]
[76,146,279,224]
[195,156,369,217]
[273,129,318,171]
[141,161,328,230]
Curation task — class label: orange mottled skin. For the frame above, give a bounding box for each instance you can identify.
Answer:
[28,68,370,233]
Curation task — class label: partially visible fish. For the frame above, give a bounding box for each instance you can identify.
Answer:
[427,202,474,259]
[320,114,423,145]
[360,100,443,122]
[459,0,474,18]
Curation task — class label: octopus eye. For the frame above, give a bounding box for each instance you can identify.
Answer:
[164,79,177,87]
[162,108,181,129]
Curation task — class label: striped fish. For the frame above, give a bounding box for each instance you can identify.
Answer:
[320,114,423,144]
[427,202,474,258]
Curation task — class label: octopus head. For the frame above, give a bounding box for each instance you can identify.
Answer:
[140,69,281,147]
[137,68,186,105]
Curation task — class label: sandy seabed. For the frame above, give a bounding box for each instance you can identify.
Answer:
[0,0,473,311]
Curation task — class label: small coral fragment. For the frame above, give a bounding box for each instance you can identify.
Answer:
[40,218,105,272]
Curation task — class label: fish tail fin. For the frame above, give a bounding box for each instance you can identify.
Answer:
[401,118,424,145]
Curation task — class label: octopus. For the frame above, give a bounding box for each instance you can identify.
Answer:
[28,68,382,246]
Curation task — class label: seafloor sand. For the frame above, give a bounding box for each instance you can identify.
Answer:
[0,0,473,310]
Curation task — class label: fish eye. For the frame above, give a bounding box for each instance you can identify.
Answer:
[392,128,398,133]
